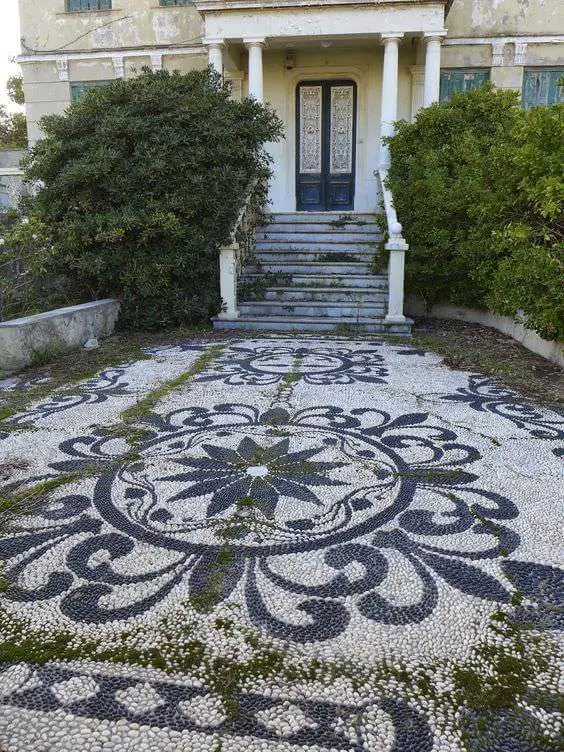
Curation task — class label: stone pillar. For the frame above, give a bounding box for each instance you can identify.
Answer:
[206,39,225,77]
[218,244,239,320]
[423,33,445,106]
[380,34,403,168]
[385,231,409,325]
[244,38,266,102]
[409,65,425,120]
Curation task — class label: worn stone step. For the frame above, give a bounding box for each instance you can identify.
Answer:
[213,314,412,335]
[255,231,382,243]
[266,212,377,224]
[254,250,375,264]
[239,300,387,318]
[242,273,387,288]
[244,261,373,275]
[260,287,388,303]
[255,241,378,253]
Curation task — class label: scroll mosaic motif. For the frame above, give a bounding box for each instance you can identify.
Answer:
[299,86,322,174]
[330,85,354,174]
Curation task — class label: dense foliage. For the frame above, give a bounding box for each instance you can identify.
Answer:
[0,74,27,148]
[387,86,563,340]
[21,69,282,329]
[0,107,27,149]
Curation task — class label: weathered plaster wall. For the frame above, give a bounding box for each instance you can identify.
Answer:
[18,0,202,54]
[446,0,562,37]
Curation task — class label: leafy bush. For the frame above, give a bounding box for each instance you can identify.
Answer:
[387,86,563,340]
[0,211,73,321]
[487,105,563,340]
[22,68,282,329]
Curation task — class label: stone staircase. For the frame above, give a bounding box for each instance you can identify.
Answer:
[213,212,412,335]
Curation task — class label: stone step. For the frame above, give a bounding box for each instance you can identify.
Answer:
[213,314,412,335]
[261,287,388,303]
[239,300,387,318]
[242,273,387,288]
[244,261,373,275]
[254,250,375,264]
[255,241,378,253]
[266,212,377,224]
[256,231,382,243]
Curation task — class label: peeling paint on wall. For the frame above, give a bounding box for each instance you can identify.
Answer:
[152,13,182,45]
[471,0,506,28]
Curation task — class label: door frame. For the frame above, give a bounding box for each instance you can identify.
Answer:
[295,78,358,212]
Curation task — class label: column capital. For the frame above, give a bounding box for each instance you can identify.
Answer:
[203,37,226,49]
[381,33,404,44]
[423,31,447,43]
[244,37,266,49]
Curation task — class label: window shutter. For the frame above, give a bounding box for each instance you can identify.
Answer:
[523,68,564,109]
[71,81,112,103]
[440,69,490,103]
[67,0,112,10]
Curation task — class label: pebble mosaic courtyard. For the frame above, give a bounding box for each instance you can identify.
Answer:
[0,336,562,751]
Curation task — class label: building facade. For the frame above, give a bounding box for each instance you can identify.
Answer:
[17,0,563,214]
[14,1,564,333]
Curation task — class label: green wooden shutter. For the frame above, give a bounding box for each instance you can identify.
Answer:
[67,0,112,11]
[523,68,564,109]
[440,69,490,103]
[71,81,112,103]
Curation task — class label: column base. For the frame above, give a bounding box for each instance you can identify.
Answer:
[384,314,409,324]
[217,310,240,320]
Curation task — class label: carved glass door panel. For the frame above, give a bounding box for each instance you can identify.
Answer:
[296,80,357,211]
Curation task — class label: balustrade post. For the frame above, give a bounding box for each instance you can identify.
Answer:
[384,223,409,325]
[218,243,239,319]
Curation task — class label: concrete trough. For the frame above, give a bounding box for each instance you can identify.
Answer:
[0,299,120,376]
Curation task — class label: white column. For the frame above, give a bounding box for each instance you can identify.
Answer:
[380,34,403,169]
[218,244,239,319]
[205,39,225,77]
[423,32,446,106]
[244,38,266,102]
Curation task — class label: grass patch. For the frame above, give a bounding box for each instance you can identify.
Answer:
[120,344,225,423]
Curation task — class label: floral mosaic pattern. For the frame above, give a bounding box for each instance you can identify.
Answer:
[7,368,133,425]
[433,375,564,450]
[196,344,388,385]
[0,338,562,751]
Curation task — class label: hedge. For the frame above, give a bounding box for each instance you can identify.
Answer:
[386,86,563,341]
[18,68,282,330]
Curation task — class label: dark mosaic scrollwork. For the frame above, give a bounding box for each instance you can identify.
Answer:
[1,403,542,641]
[8,368,133,424]
[436,375,563,448]
[195,345,388,385]
[0,663,433,750]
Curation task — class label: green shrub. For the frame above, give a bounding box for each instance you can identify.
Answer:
[487,105,563,340]
[22,68,282,330]
[386,86,563,340]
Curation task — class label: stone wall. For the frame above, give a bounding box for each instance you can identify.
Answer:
[0,299,120,375]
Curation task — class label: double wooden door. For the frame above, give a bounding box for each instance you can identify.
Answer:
[296,80,357,212]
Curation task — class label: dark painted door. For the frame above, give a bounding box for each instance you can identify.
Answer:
[296,80,357,211]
